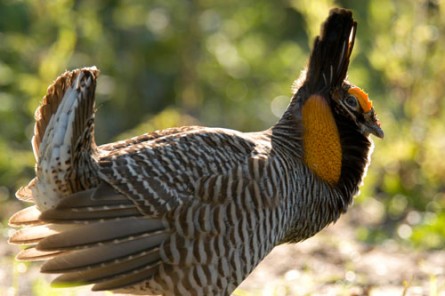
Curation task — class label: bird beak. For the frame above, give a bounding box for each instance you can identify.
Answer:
[363,108,384,138]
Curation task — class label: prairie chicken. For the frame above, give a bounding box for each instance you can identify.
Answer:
[9,8,383,295]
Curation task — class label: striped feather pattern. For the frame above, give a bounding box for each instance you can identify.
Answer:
[9,8,378,296]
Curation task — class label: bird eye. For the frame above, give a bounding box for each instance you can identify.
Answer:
[345,95,358,108]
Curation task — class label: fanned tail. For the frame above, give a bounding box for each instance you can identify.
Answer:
[32,67,99,161]
[304,8,356,93]
[9,66,103,257]
[9,66,170,293]
[31,67,100,211]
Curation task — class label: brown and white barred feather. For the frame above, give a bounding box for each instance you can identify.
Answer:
[9,8,373,296]
[9,67,342,295]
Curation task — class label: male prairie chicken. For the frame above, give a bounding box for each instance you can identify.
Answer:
[9,8,383,295]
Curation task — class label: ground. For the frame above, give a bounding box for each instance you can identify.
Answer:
[1,203,444,296]
[237,217,445,296]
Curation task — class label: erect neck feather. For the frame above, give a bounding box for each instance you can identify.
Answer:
[301,94,342,185]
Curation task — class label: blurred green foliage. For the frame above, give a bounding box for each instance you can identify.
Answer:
[0,0,444,249]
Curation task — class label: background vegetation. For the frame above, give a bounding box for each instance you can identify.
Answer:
[0,0,444,294]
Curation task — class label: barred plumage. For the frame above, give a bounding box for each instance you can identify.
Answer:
[9,8,383,295]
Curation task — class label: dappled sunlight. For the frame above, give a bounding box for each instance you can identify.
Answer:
[1,0,445,294]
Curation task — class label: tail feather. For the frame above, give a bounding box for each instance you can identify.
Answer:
[305,8,356,93]
[32,67,99,160]
[33,67,100,210]
[15,178,37,203]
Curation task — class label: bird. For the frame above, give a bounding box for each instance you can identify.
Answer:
[9,8,383,296]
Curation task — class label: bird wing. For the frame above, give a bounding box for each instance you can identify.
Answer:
[138,153,284,295]
[96,128,262,216]
[98,125,204,152]
[10,136,283,294]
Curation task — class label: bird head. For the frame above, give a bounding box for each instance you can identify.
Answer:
[283,8,384,189]
[299,8,383,140]
[331,83,384,139]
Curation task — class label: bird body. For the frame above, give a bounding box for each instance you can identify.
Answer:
[9,8,383,295]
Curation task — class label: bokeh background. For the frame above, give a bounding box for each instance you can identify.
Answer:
[0,0,444,295]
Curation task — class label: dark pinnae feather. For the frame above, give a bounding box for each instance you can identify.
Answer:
[304,8,356,93]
